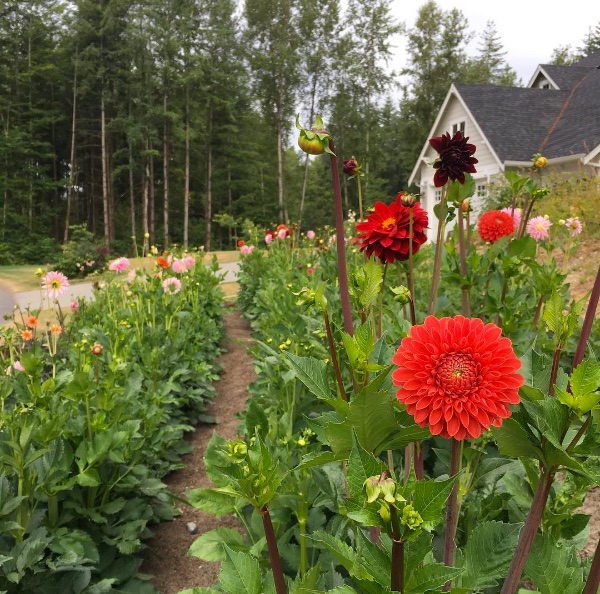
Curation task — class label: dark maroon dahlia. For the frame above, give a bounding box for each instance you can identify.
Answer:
[429,131,478,187]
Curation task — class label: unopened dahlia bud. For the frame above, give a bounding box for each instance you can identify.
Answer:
[461,198,471,213]
[343,157,360,177]
[90,343,103,356]
[296,114,334,156]
[533,154,547,169]
[399,192,417,207]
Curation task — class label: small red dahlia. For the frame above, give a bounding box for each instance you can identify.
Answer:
[392,316,523,440]
[477,210,516,243]
[355,194,428,264]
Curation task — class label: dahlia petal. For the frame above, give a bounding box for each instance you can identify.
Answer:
[446,415,460,437]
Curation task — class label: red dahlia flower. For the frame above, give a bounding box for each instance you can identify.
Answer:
[392,316,523,440]
[429,131,478,187]
[356,194,428,264]
[477,210,516,243]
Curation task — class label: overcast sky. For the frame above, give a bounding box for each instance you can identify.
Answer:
[387,0,600,85]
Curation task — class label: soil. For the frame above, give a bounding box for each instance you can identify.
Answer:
[142,306,256,593]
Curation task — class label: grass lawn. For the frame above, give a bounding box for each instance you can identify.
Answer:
[0,251,240,294]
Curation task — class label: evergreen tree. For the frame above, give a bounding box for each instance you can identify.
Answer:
[463,21,519,86]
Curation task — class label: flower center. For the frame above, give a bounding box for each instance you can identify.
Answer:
[435,353,478,397]
[50,280,61,289]
[381,216,396,231]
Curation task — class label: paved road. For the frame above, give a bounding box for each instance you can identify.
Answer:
[0,261,240,324]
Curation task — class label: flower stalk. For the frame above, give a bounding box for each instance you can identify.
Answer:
[443,438,461,588]
[260,505,287,594]
[389,505,405,593]
[500,466,555,594]
[329,139,354,336]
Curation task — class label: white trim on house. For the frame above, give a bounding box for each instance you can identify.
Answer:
[584,144,600,165]
[526,66,560,90]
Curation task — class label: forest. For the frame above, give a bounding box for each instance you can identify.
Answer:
[0,0,597,262]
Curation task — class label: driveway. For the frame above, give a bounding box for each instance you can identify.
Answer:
[0,261,240,325]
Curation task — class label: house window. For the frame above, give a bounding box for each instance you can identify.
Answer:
[476,184,487,198]
[435,189,442,202]
[452,121,465,135]
[541,83,550,89]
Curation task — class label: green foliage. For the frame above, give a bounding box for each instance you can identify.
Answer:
[0,255,225,591]
[52,225,106,278]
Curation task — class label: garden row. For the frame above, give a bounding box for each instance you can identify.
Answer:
[184,169,600,593]
[0,256,225,593]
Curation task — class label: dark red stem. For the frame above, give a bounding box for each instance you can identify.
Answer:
[443,438,461,591]
[389,505,405,592]
[324,310,347,402]
[583,536,600,594]
[572,264,600,371]
[261,506,287,594]
[329,140,353,336]
[500,468,554,594]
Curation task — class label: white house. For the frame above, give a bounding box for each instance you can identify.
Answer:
[408,50,600,227]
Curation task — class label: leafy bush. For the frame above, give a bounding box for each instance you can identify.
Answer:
[52,224,106,277]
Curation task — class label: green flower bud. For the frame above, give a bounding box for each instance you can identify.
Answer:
[380,477,397,503]
[401,504,423,531]
[296,114,335,156]
[364,475,382,504]
[390,285,411,306]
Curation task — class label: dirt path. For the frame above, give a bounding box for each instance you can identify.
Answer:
[142,307,256,593]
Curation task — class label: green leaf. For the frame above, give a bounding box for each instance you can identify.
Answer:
[185,488,237,516]
[218,545,262,594]
[521,398,570,451]
[492,417,542,460]
[188,528,244,561]
[286,353,333,401]
[508,236,536,258]
[571,359,600,398]
[346,432,386,499]
[359,259,383,309]
[325,390,398,456]
[355,531,391,586]
[412,476,456,531]
[459,521,522,589]
[310,531,372,579]
[245,399,269,439]
[524,534,584,594]
[405,562,463,593]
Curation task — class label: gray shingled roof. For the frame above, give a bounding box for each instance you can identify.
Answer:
[453,52,600,162]
[536,65,590,89]
[541,68,600,158]
[454,84,566,161]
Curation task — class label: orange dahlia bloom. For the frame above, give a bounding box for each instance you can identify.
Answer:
[477,210,516,243]
[392,316,523,440]
[157,256,169,269]
[26,315,38,329]
[355,194,428,264]
[21,329,33,341]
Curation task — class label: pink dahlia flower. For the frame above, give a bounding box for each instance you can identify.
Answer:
[171,259,188,274]
[183,255,196,269]
[43,271,70,300]
[500,207,522,228]
[162,277,181,294]
[109,257,130,273]
[240,245,255,255]
[564,217,582,237]
[526,215,552,241]
[306,230,316,240]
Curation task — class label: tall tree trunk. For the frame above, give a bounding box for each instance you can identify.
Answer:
[64,50,78,243]
[298,78,318,235]
[205,108,213,252]
[128,138,136,254]
[101,93,110,251]
[142,136,149,255]
[149,140,155,247]
[162,91,169,249]
[183,85,190,249]
[276,115,286,224]
[227,160,232,246]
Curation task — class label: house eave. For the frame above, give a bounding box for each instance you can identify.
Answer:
[504,154,586,167]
